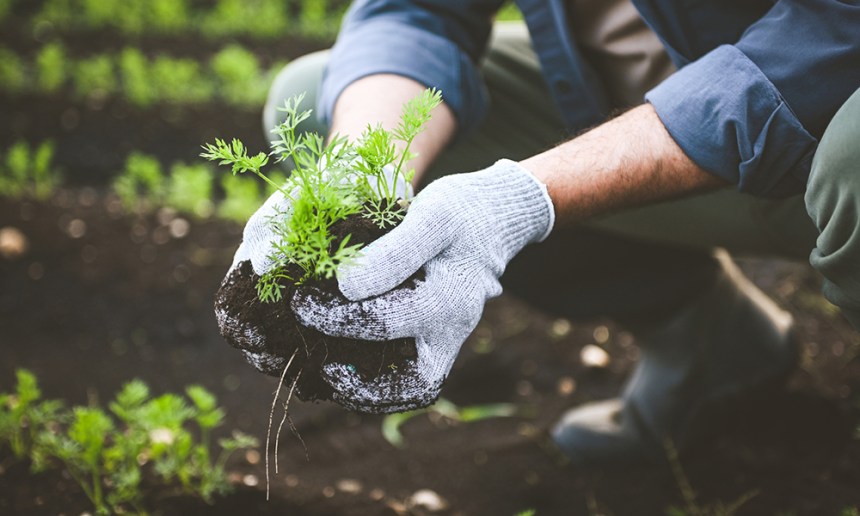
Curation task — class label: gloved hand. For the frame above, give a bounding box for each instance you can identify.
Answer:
[215,165,410,377]
[291,159,555,412]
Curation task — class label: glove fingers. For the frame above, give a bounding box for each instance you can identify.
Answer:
[291,280,427,341]
[243,189,294,275]
[337,206,451,301]
[321,360,443,413]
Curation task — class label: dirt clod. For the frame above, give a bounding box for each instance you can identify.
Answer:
[214,207,424,407]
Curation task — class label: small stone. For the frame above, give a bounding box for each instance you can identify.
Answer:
[168,218,190,239]
[557,376,576,396]
[285,474,299,487]
[581,344,610,368]
[385,499,408,515]
[593,325,610,344]
[245,449,260,465]
[408,489,448,512]
[78,188,98,207]
[242,474,258,487]
[157,207,177,225]
[369,488,385,501]
[516,380,533,397]
[322,486,335,498]
[550,318,572,338]
[152,226,170,245]
[336,478,362,494]
[0,227,28,259]
[66,219,87,238]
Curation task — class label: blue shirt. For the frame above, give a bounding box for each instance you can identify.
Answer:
[319,0,860,197]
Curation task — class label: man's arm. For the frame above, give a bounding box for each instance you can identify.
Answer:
[333,74,724,225]
[521,103,726,224]
[330,74,457,183]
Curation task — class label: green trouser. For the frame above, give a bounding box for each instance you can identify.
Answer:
[264,25,860,330]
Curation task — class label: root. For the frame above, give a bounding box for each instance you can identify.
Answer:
[266,349,298,501]
[287,409,310,462]
[275,368,302,474]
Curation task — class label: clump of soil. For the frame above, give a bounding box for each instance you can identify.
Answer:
[214,204,423,407]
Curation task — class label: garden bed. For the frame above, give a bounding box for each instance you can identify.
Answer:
[3,195,860,515]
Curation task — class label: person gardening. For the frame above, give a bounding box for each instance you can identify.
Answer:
[222,0,860,465]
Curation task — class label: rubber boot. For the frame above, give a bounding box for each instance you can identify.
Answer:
[552,251,799,465]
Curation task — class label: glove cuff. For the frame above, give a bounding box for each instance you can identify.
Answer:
[480,159,555,253]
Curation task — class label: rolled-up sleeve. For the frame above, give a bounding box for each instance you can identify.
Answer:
[318,0,504,137]
[645,0,860,197]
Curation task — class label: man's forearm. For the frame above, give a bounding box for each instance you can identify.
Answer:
[520,103,727,224]
[330,74,457,184]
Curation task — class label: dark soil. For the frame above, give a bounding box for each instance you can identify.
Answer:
[4,194,860,515]
[215,205,420,405]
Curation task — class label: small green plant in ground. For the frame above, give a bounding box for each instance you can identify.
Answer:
[35,43,67,94]
[0,0,15,22]
[0,140,59,200]
[0,370,258,515]
[147,0,189,33]
[211,45,267,107]
[201,88,443,302]
[0,47,26,93]
[381,398,522,448]
[0,370,64,460]
[151,56,213,104]
[166,162,215,218]
[74,55,116,99]
[201,0,287,39]
[119,47,157,107]
[113,152,165,211]
[218,173,263,223]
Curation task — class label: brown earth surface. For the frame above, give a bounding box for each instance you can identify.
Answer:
[2,193,860,515]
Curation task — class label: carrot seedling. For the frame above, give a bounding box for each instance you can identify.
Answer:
[201,88,443,302]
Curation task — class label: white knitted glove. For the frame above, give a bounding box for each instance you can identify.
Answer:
[291,159,555,412]
[216,165,410,375]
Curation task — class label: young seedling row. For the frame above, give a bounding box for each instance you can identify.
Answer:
[0,140,274,224]
[1,0,346,40]
[0,369,258,515]
[0,44,284,109]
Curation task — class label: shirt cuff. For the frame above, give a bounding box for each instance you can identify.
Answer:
[645,45,817,197]
[318,20,488,138]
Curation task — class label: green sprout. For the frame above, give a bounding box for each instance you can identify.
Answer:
[0,370,258,515]
[36,43,67,93]
[0,140,60,200]
[381,398,523,448]
[0,47,26,93]
[113,152,165,212]
[201,88,442,303]
[166,162,215,218]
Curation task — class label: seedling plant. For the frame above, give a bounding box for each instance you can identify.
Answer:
[202,88,442,496]
[0,140,59,200]
[0,369,258,515]
[201,88,443,302]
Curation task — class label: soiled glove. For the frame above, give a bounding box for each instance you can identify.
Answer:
[291,159,555,412]
[217,165,409,375]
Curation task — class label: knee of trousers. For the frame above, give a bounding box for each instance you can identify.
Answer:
[262,50,331,140]
[805,88,860,324]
